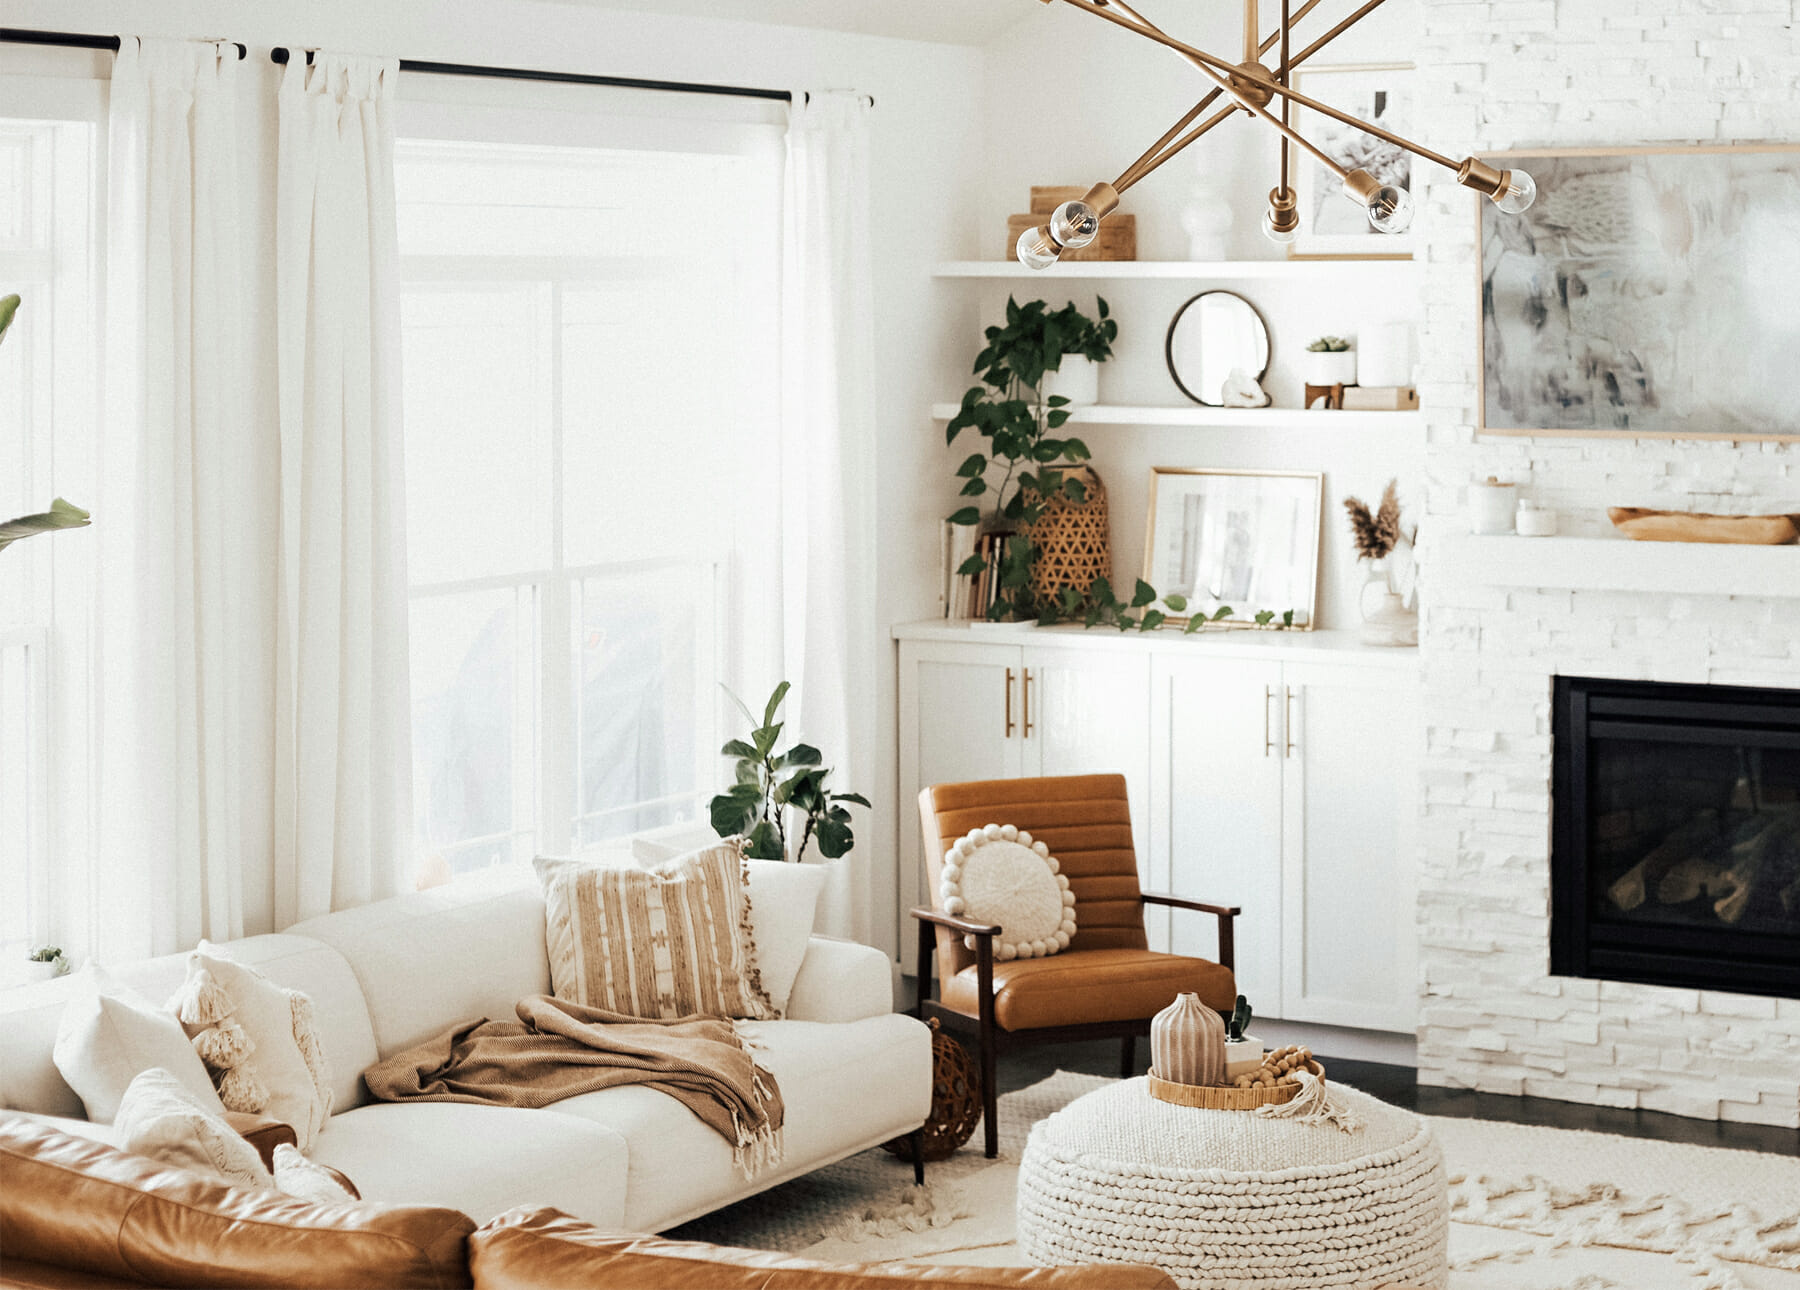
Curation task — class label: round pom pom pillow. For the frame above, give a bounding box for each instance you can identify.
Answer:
[939,824,1077,961]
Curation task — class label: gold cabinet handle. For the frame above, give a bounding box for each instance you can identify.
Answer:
[1022,668,1035,737]
[1285,686,1297,758]
[1264,685,1275,757]
[1005,668,1016,738]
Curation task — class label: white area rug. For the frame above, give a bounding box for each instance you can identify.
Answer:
[668,1071,1800,1289]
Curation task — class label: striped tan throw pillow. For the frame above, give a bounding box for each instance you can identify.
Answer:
[534,842,775,1021]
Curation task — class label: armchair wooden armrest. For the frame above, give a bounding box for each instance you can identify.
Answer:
[909,905,1001,1025]
[910,905,1002,938]
[1139,891,1239,974]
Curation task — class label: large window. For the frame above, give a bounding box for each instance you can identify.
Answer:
[396,120,781,879]
[0,79,102,957]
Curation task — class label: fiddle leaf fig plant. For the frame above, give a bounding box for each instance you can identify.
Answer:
[946,296,1109,620]
[709,682,870,862]
[0,296,92,556]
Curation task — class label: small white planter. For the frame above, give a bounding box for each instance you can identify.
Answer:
[1040,355,1100,408]
[1301,348,1357,387]
[14,960,63,985]
[1223,1035,1265,1081]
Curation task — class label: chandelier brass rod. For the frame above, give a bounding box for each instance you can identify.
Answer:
[1115,89,1226,191]
[1244,0,1259,63]
[1185,48,1346,177]
[1288,0,1392,70]
[1057,0,1458,173]
[1278,0,1291,193]
[1117,102,1241,192]
[1256,0,1326,57]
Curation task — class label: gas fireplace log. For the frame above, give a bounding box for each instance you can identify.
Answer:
[1609,810,1722,912]
[1713,807,1800,925]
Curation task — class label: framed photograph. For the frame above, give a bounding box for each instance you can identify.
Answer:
[1479,144,1800,440]
[1287,63,1415,261]
[1143,468,1322,629]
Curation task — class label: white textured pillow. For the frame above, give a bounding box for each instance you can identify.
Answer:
[174,945,333,1152]
[272,1143,356,1205]
[114,1067,272,1190]
[940,824,1076,961]
[51,965,225,1124]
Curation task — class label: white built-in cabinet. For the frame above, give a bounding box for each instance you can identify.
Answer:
[897,623,1420,1034]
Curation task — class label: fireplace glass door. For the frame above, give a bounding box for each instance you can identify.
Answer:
[1552,676,1800,998]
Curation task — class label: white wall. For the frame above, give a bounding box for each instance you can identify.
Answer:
[1411,0,1800,1127]
[5,0,986,955]
[969,2,1427,630]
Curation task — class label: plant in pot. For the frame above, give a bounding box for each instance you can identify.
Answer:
[18,945,69,985]
[0,297,91,553]
[946,296,1109,621]
[1301,334,1357,389]
[708,682,870,862]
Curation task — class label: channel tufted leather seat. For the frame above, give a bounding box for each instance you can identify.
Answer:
[915,774,1239,1157]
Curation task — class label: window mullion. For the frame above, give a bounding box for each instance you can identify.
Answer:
[536,281,574,858]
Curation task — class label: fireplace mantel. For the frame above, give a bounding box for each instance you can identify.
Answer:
[1432,534,1800,599]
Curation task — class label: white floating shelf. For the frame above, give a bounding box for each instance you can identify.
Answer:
[933,259,1418,280]
[930,402,1422,429]
[1432,534,1800,599]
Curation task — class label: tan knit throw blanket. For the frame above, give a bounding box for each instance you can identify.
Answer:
[363,995,784,1179]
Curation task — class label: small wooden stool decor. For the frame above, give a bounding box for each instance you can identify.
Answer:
[882,1018,982,1163]
[1304,381,1349,410]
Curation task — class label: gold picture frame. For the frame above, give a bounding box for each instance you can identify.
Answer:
[1143,467,1323,630]
[1477,142,1800,442]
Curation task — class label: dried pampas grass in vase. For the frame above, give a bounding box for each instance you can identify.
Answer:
[1343,479,1417,647]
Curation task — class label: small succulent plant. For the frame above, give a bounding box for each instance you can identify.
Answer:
[1306,335,1352,352]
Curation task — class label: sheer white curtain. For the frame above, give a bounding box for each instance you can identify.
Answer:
[273,54,412,926]
[95,37,260,959]
[781,91,878,942]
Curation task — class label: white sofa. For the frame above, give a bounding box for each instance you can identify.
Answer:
[0,867,932,1230]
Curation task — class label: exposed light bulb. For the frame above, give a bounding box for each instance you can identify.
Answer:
[1493,168,1536,214]
[1365,184,1415,234]
[1049,200,1101,250]
[1016,225,1063,270]
[1261,208,1297,246]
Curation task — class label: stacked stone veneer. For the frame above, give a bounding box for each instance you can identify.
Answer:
[1412,0,1800,1128]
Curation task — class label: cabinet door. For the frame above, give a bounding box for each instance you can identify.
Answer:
[1155,656,1285,1009]
[897,641,1025,971]
[1022,646,1154,874]
[1279,661,1420,1032]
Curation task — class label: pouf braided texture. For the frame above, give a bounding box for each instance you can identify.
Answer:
[1017,1077,1447,1290]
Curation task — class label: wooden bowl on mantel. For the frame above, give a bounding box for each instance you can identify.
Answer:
[1607,507,1800,545]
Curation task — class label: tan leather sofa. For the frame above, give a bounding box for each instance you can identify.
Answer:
[1,1118,1177,1290]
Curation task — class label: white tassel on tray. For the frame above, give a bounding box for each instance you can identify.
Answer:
[1254,1070,1363,1133]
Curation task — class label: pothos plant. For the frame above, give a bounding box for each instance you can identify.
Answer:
[0,296,91,554]
[1035,576,1298,633]
[946,297,1115,620]
[708,682,870,862]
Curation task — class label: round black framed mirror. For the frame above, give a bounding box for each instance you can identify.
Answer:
[1165,290,1272,407]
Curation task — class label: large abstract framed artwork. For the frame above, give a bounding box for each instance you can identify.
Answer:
[1287,63,1415,260]
[1479,144,1800,440]
[1143,468,1322,629]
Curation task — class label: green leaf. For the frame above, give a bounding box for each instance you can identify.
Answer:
[781,743,822,768]
[815,816,854,859]
[1282,609,1296,627]
[761,682,790,728]
[1131,579,1157,609]
[960,478,987,496]
[948,507,981,526]
[1045,395,1070,408]
[1163,593,1188,613]
[1255,609,1275,625]
[709,783,763,838]
[955,453,987,478]
[744,819,785,860]
[834,792,872,808]
[752,722,783,758]
[1140,610,1166,632]
[1212,606,1235,621]
[1062,438,1092,462]
[1089,575,1115,606]
[1061,477,1086,504]
[0,498,91,554]
[0,294,19,348]
[1183,615,1205,634]
[721,738,757,760]
[956,553,988,576]
[1046,409,1070,429]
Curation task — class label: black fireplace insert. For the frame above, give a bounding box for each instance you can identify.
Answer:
[1551,675,1800,998]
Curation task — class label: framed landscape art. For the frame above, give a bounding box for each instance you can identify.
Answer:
[1479,144,1800,440]
[1287,63,1415,260]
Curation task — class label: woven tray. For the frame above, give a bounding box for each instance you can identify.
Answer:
[1146,1071,1318,1110]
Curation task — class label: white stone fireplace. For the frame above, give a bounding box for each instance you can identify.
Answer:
[1412,1,1800,1129]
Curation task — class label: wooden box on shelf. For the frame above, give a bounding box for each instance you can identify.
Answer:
[1006,184,1136,262]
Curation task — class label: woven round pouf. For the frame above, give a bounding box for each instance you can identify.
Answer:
[1017,1078,1447,1289]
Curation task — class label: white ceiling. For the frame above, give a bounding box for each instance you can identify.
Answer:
[547,0,1031,47]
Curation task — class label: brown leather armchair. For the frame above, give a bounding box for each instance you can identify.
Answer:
[913,774,1239,1157]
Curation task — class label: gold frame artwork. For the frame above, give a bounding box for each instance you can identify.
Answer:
[1142,467,1323,630]
[1285,62,1416,262]
[1477,142,1800,443]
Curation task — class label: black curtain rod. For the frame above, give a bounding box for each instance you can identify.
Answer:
[1,27,247,60]
[271,47,805,105]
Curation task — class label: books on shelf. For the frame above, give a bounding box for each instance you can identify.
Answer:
[940,522,1008,621]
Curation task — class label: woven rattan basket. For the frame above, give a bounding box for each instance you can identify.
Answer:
[1145,1062,1326,1110]
[1023,464,1110,605]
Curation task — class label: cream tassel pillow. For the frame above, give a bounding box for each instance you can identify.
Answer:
[939,824,1076,961]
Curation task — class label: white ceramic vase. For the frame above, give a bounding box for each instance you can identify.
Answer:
[1302,348,1357,387]
[1150,991,1226,1086]
[1040,355,1100,408]
[1357,559,1418,647]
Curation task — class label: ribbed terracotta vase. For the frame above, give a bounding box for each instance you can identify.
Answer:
[1150,992,1226,1087]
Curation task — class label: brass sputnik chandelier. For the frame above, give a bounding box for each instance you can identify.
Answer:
[1016,0,1537,268]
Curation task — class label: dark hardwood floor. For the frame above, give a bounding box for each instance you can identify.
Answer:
[995,1035,1800,1157]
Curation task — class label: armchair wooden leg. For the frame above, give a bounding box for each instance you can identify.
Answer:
[910,1128,925,1186]
[977,941,998,1159]
[1120,1034,1136,1078]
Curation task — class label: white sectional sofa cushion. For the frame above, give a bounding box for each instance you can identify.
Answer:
[0,866,930,1232]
